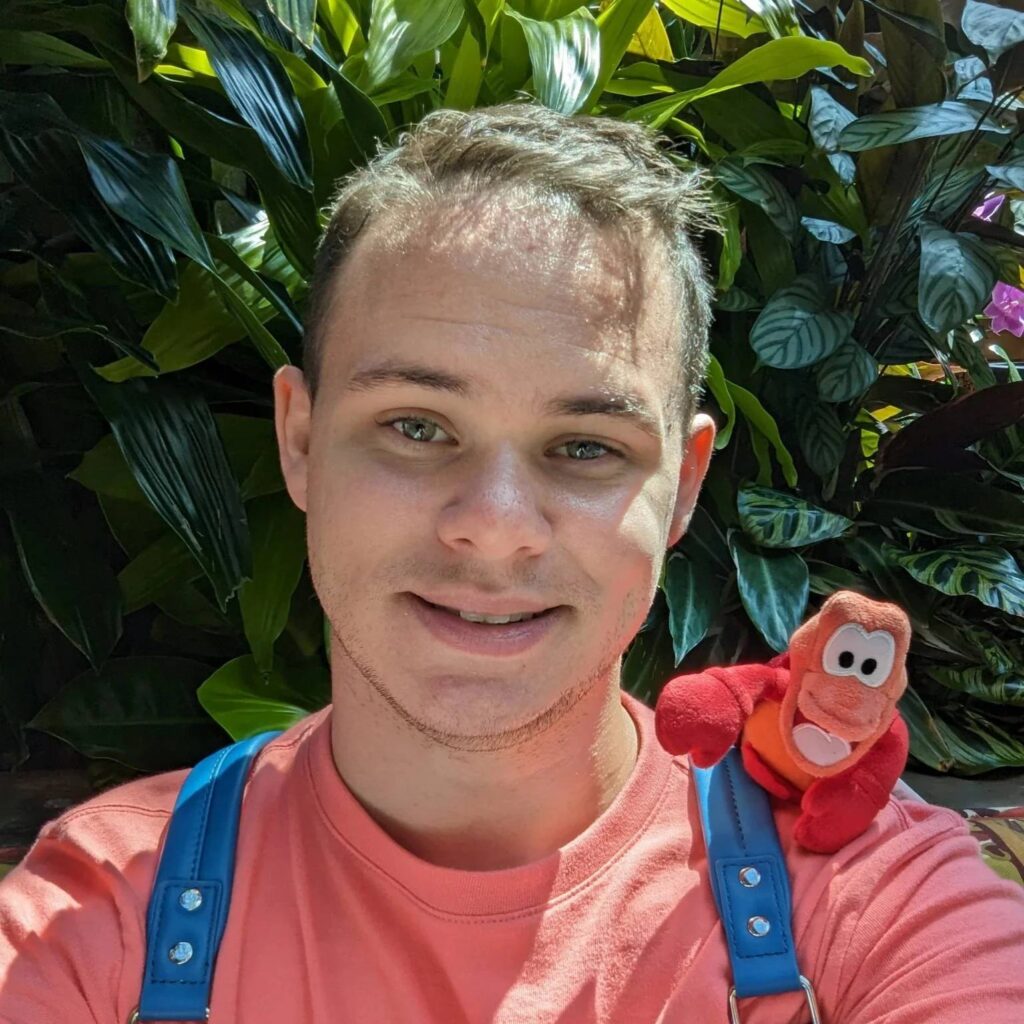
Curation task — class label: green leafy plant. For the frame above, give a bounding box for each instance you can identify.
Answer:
[1,0,1023,781]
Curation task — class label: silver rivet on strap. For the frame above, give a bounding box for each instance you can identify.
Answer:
[747,915,771,938]
[168,941,194,965]
[179,887,203,912]
[738,866,761,888]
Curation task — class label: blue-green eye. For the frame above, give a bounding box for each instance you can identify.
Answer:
[382,416,623,462]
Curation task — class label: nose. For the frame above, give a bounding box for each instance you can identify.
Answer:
[435,444,553,560]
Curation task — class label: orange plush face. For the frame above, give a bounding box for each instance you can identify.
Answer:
[780,591,911,778]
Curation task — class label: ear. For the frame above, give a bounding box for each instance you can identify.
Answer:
[273,365,312,513]
[666,413,716,549]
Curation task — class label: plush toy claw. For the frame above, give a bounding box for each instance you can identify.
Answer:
[654,590,913,853]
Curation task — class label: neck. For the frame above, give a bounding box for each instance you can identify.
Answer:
[329,666,640,871]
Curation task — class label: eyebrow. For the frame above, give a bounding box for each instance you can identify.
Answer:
[343,360,664,438]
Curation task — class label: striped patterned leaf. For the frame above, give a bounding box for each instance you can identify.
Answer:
[266,0,315,47]
[816,340,878,402]
[962,0,1024,62]
[505,6,601,116]
[808,85,855,152]
[363,0,463,90]
[737,484,853,548]
[837,101,1009,152]
[728,531,810,653]
[986,158,1024,191]
[750,274,853,369]
[893,544,1024,616]
[715,159,800,241]
[918,222,997,333]
[928,665,1024,707]
[797,400,846,477]
[801,217,857,244]
[663,552,719,665]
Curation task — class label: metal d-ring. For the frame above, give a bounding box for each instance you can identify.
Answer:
[728,975,822,1024]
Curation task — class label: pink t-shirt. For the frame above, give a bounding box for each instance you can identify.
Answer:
[1,691,1023,1023]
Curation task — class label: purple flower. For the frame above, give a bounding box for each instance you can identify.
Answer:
[984,282,1024,338]
[973,193,1005,222]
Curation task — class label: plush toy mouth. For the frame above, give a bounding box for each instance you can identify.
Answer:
[791,708,858,767]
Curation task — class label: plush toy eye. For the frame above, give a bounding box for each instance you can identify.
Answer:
[822,623,895,688]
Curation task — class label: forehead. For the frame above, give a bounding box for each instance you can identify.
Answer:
[318,193,680,398]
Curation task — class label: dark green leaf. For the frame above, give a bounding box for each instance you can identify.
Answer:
[917,222,997,334]
[239,493,307,674]
[197,654,328,740]
[267,0,316,46]
[30,657,225,770]
[185,7,313,189]
[729,382,799,487]
[986,158,1024,191]
[866,469,1024,542]
[0,30,107,68]
[77,369,251,610]
[837,101,1009,152]
[716,159,799,241]
[728,530,809,652]
[118,531,200,614]
[801,217,857,244]
[893,544,1024,616]
[928,664,1024,707]
[816,340,878,402]
[79,135,214,272]
[5,474,121,670]
[737,484,853,548]
[663,552,719,665]
[798,400,846,477]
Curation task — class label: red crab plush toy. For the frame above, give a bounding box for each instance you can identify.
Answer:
[654,590,912,853]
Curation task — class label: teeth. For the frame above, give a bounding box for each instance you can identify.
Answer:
[453,608,539,624]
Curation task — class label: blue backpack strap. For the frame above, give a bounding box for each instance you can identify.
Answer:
[692,748,823,1024]
[131,730,283,1023]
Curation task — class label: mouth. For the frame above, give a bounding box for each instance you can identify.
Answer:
[404,593,566,657]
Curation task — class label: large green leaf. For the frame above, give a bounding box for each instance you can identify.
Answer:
[866,469,1024,542]
[0,30,108,68]
[892,544,1024,617]
[363,0,463,90]
[197,654,329,740]
[127,0,177,80]
[962,0,1024,63]
[505,6,600,116]
[118,531,200,614]
[0,94,177,299]
[97,219,279,380]
[737,484,853,548]
[917,223,997,334]
[986,158,1024,191]
[715,159,799,241]
[928,665,1024,708]
[728,530,809,653]
[660,0,767,38]
[267,0,316,46]
[816,340,878,402]
[185,7,313,189]
[728,382,799,487]
[627,37,871,128]
[837,101,1009,152]
[750,274,853,368]
[239,492,307,675]
[77,369,252,610]
[584,0,654,110]
[29,657,225,770]
[663,551,719,665]
[79,135,214,272]
[5,474,122,670]
[705,355,737,448]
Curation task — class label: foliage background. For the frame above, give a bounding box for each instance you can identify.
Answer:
[2,0,1024,787]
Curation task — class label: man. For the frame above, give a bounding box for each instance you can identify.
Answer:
[1,102,1023,1023]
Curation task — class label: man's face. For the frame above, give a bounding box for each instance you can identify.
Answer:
[275,196,714,751]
